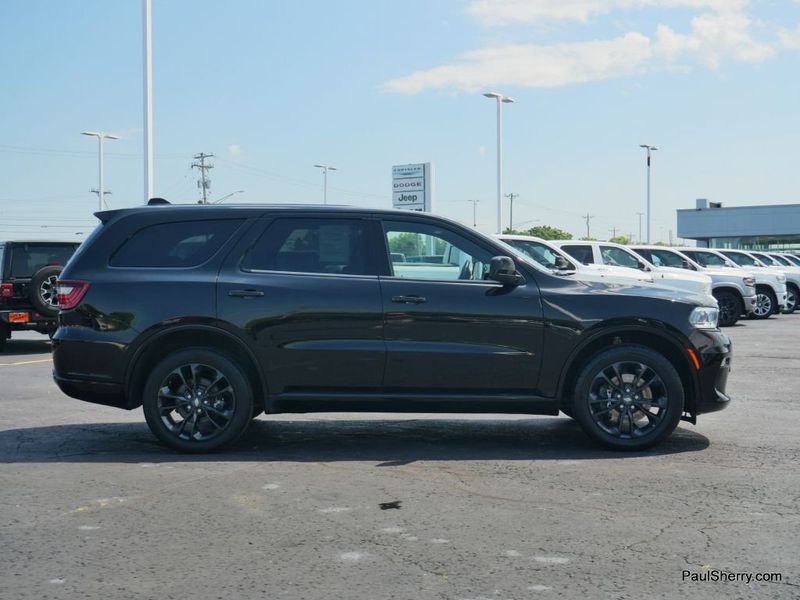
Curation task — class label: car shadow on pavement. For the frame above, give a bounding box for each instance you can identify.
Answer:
[0,338,51,357]
[0,417,709,464]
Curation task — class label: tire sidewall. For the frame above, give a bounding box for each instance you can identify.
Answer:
[142,348,253,453]
[784,284,798,314]
[29,266,62,317]
[571,345,684,450]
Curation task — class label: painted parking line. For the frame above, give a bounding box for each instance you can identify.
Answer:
[0,358,52,367]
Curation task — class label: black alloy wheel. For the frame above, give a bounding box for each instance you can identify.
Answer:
[142,348,253,452]
[29,265,63,317]
[714,290,742,327]
[571,346,684,450]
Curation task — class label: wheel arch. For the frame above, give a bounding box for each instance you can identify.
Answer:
[124,325,267,412]
[711,285,744,300]
[556,323,698,421]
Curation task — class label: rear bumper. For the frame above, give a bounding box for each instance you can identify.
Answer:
[53,372,130,410]
[691,329,732,416]
[0,309,56,333]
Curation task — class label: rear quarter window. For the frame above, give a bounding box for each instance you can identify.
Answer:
[110,219,244,268]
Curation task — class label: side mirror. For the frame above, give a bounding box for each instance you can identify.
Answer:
[554,255,571,270]
[682,259,692,270]
[638,261,649,271]
[489,256,525,286]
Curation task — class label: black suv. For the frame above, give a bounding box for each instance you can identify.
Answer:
[53,204,731,452]
[0,240,80,351]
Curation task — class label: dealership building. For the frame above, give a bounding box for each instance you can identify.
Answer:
[676,199,800,252]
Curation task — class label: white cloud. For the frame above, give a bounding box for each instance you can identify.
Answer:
[385,33,652,93]
[384,0,776,93]
[466,0,748,25]
[778,24,800,50]
[227,144,242,158]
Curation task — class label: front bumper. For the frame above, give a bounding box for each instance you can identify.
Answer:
[742,293,757,315]
[689,329,732,416]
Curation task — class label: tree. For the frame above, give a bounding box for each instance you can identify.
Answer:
[503,224,572,240]
[388,232,422,257]
[609,235,631,245]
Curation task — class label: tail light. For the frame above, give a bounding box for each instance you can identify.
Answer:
[0,283,12,299]
[57,280,90,310]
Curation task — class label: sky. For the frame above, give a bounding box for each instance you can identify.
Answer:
[1,0,800,242]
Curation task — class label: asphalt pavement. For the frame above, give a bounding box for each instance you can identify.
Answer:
[1,321,798,600]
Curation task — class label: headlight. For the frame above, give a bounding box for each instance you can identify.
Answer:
[776,274,786,283]
[743,276,756,287]
[690,306,719,329]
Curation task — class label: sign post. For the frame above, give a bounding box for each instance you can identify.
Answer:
[392,163,434,213]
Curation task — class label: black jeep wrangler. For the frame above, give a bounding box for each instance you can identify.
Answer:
[0,241,80,351]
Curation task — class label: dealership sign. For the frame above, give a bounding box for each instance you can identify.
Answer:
[392,163,434,212]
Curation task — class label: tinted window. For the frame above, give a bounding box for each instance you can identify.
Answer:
[110,220,243,267]
[383,220,494,281]
[769,254,792,266]
[752,252,779,267]
[504,239,572,270]
[561,245,594,264]
[646,249,687,268]
[722,251,758,267]
[8,243,79,278]
[684,251,728,267]
[600,246,640,269]
[242,218,374,276]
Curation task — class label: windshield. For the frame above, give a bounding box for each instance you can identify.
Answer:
[645,249,686,268]
[769,254,792,266]
[783,254,800,267]
[723,251,759,267]
[751,252,780,267]
[503,239,570,270]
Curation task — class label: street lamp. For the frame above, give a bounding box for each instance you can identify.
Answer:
[483,91,515,234]
[466,199,480,227]
[213,190,245,204]
[313,164,337,204]
[639,144,657,243]
[81,131,119,210]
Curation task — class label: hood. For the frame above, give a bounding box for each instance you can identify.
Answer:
[571,279,717,307]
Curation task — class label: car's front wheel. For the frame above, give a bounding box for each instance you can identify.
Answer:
[142,348,254,453]
[714,290,742,327]
[784,284,798,314]
[571,346,684,450]
[750,286,777,320]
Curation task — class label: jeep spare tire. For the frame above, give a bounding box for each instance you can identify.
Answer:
[29,265,62,317]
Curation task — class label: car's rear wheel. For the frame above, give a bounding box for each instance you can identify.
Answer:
[142,348,253,453]
[0,323,8,353]
[571,346,684,451]
[714,290,742,327]
[750,286,777,319]
[784,284,798,314]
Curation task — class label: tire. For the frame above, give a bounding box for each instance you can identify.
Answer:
[0,323,8,353]
[750,286,777,320]
[570,345,684,451]
[714,290,742,327]
[28,266,62,317]
[142,348,254,453]
[784,284,798,314]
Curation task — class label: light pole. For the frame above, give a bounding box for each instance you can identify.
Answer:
[81,131,119,210]
[483,92,515,234]
[467,199,480,227]
[213,190,245,204]
[639,144,657,243]
[636,212,644,244]
[143,0,154,203]
[313,164,337,204]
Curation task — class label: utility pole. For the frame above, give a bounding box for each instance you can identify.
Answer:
[636,212,644,243]
[191,153,214,204]
[467,199,480,228]
[609,226,617,240]
[81,131,119,211]
[505,192,518,232]
[584,213,594,239]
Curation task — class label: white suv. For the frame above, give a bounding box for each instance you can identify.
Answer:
[555,240,714,302]
[497,235,655,286]
[629,245,757,327]
[684,249,787,319]
[749,251,799,314]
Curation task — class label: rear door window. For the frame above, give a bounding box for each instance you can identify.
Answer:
[241,218,377,276]
[110,219,243,267]
[8,243,79,278]
[561,245,594,265]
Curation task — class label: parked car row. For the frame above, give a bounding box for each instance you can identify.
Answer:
[497,235,797,328]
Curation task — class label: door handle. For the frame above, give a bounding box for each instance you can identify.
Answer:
[228,289,264,298]
[391,295,427,304]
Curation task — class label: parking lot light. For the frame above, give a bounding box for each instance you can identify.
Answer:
[81,131,120,211]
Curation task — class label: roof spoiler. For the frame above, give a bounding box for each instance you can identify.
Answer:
[147,197,171,206]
